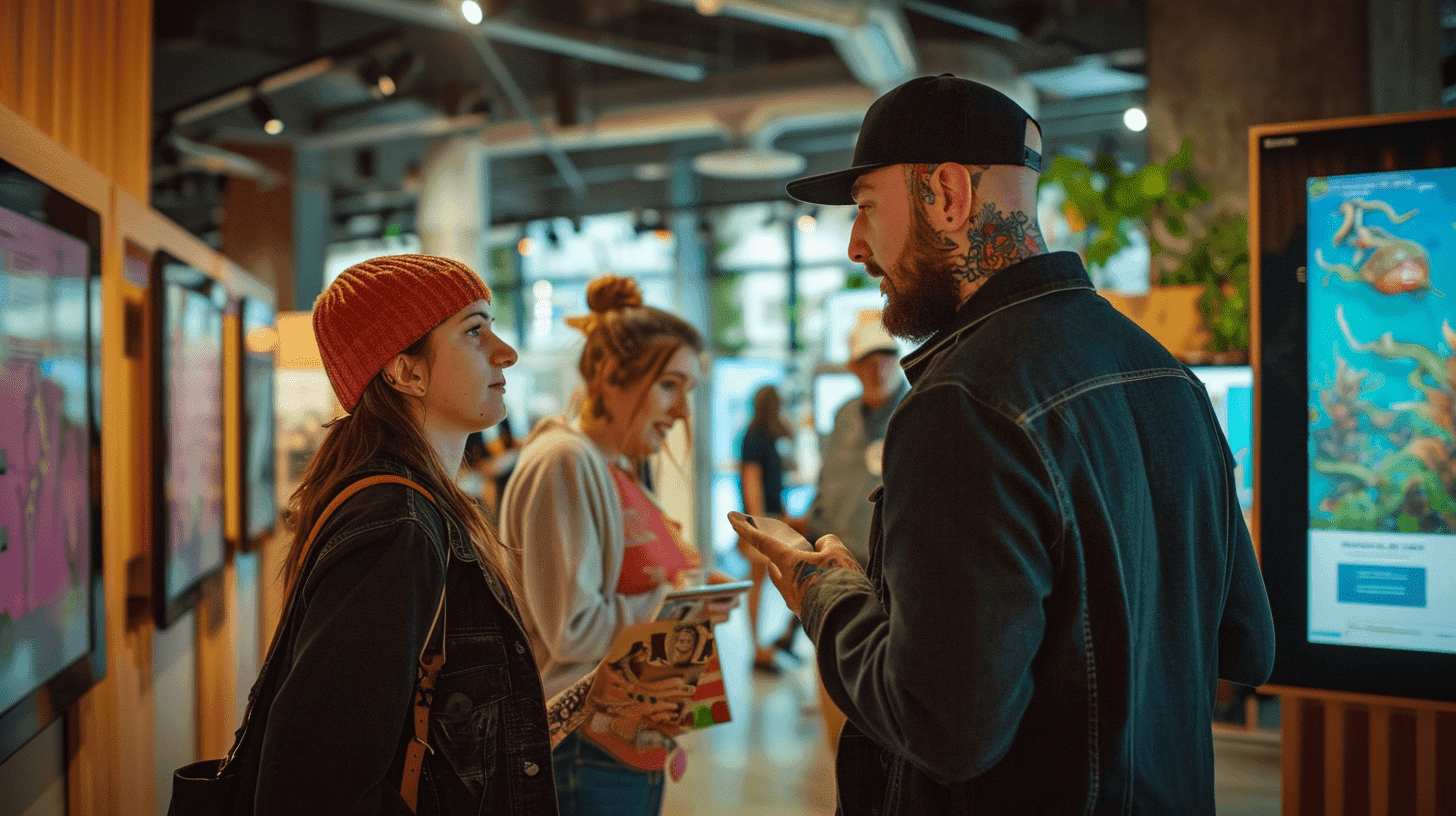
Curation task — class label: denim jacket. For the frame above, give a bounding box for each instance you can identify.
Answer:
[800,253,1275,815]
[254,455,560,815]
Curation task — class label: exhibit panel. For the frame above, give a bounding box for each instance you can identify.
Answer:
[0,156,106,766]
[1251,109,1456,816]
[1253,108,1456,703]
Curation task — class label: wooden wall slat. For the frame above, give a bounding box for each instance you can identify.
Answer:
[18,0,42,124]
[1324,701,1345,815]
[1370,704,1391,816]
[0,0,18,111]
[1415,709,1437,816]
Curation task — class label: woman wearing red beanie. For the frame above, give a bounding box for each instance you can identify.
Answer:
[500,275,734,816]
[208,255,686,816]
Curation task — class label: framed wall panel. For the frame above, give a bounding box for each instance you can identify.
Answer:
[151,250,227,629]
[0,156,105,762]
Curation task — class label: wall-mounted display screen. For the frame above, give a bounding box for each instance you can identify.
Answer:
[152,251,227,628]
[0,158,105,762]
[1254,110,1456,701]
[239,298,277,548]
[1305,168,1454,656]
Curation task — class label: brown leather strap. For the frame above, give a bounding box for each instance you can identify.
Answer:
[220,474,438,776]
[279,473,447,812]
[401,647,445,811]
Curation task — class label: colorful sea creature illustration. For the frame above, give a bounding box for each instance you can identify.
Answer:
[1316,197,1441,298]
[1311,306,1456,532]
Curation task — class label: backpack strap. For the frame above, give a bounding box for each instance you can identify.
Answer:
[221,474,445,815]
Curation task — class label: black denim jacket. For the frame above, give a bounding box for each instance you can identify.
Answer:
[801,253,1275,815]
[254,455,559,815]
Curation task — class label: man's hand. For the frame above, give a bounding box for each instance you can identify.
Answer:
[727,514,862,614]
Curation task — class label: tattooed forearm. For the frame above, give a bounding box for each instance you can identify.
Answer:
[956,203,1047,284]
[790,551,864,594]
[546,671,597,748]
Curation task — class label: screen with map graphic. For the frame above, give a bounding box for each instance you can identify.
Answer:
[1255,109,1456,702]
[0,158,104,762]
[152,251,227,628]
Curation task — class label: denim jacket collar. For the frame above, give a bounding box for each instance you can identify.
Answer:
[358,454,478,563]
[900,251,1093,386]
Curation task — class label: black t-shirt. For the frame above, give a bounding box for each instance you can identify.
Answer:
[739,428,785,516]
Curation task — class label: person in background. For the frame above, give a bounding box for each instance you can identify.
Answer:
[500,275,734,816]
[786,317,906,749]
[254,255,680,816]
[794,318,906,567]
[736,384,798,673]
[734,75,1275,814]
[458,429,495,511]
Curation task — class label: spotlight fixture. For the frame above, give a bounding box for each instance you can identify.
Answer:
[460,0,484,25]
[248,92,284,135]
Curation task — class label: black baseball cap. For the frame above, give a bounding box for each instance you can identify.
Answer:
[785,74,1041,206]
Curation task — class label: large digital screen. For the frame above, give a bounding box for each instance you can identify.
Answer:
[0,158,105,762]
[152,252,227,628]
[1254,109,1456,701]
[1305,168,1454,655]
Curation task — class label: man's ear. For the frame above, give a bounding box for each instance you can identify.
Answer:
[929,163,976,231]
[383,352,428,398]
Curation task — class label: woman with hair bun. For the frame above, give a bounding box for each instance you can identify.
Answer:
[501,275,728,816]
[210,256,678,816]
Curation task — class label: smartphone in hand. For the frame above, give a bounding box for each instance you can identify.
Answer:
[727,511,816,553]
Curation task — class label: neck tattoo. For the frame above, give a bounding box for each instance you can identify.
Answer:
[955,203,1046,284]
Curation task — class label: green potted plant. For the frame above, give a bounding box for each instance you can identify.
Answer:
[1041,140,1250,363]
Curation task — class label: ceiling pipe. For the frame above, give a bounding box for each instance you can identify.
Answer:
[901,1,1021,44]
[307,0,706,82]
[307,0,591,199]
[654,0,918,92]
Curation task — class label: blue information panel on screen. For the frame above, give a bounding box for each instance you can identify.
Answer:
[1305,167,1456,655]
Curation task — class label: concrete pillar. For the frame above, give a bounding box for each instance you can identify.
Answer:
[1146,0,1371,210]
[293,145,329,311]
[416,135,488,274]
[668,153,714,560]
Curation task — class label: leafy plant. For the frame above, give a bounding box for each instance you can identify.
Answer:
[1041,140,1251,356]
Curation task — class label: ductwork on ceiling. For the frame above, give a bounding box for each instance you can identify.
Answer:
[654,0,919,92]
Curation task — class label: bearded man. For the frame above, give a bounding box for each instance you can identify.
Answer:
[731,74,1275,815]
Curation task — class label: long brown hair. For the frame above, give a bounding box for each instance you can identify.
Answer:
[746,384,792,440]
[566,275,704,466]
[280,332,520,598]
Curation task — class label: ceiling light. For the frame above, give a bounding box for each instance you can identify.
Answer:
[248,92,284,135]
[797,214,817,234]
[1123,106,1148,132]
[692,147,806,180]
[460,0,484,25]
[517,236,536,256]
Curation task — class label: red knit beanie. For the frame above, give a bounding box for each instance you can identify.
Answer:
[313,254,491,412]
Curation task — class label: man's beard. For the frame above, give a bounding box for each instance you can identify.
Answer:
[872,205,961,343]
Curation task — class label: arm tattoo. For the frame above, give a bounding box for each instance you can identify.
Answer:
[791,552,863,594]
[957,203,1047,284]
[546,671,596,747]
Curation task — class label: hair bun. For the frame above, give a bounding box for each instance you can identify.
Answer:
[585,275,643,314]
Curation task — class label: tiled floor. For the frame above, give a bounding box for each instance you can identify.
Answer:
[660,593,1280,816]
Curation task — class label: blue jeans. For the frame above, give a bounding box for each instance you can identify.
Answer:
[552,731,665,816]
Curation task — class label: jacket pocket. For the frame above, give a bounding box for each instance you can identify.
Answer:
[430,632,512,798]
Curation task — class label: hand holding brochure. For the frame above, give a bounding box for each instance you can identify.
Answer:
[582,580,751,771]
